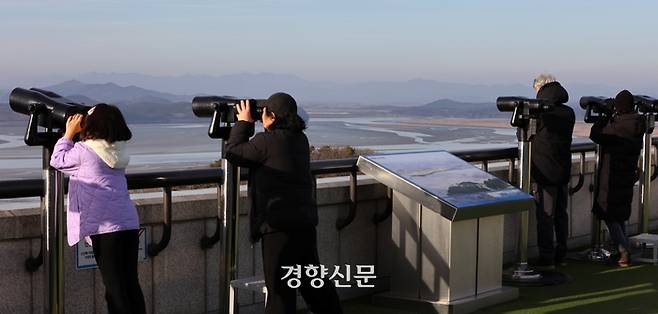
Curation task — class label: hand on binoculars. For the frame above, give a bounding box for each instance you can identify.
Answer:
[64,114,84,140]
[236,99,255,123]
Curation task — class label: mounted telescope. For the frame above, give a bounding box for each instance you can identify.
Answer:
[192,96,267,140]
[496,97,553,128]
[635,95,658,114]
[579,96,613,123]
[9,88,90,146]
[6,87,92,313]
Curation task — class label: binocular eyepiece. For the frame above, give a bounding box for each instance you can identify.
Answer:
[496,97,553,113]
[192,96,267,123]
[634,95,658,114]
[9,88,90,128]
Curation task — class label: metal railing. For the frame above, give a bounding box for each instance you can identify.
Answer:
[6,168,224,272]
[4,140,658,203]
[5,139,658,207]
[3,137,658,314]
[3,139,658,265]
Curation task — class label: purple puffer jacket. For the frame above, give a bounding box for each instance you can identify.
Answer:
[50,137,139,246]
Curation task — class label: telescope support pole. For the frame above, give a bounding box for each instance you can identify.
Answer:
[219,141,240,314]
[43,146,65,314]
[517,139,531,266]
[639,115,654,234]
[503,115,544,283]
[583,144,611,261]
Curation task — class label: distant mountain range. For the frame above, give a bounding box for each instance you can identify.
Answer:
[390,99,508,119]
[72,72,631,106]
[76,72,534,105]
[0,76,596,123]
[44,80,192,104]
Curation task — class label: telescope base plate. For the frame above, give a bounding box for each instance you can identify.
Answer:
[568,247,613,263]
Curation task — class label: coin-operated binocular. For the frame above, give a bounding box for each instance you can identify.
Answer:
[9,88,90,146]
[635,95,658,114]
[578,95,615,262]
[497,96,555,283]
[191,95,269,312]
[192,96,266,140]
[579,96,614,123]
[496,97,553,128]
[8,87,91,313]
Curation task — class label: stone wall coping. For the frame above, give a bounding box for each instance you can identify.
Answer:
[0,176,386,241]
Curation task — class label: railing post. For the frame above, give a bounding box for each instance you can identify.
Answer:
[507,158,515,184]
[372,188,393,224]
[43,145,65,314]
[148,187,173,257]
[336,169,358,230]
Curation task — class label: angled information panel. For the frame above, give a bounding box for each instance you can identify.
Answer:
[357,151,534,221]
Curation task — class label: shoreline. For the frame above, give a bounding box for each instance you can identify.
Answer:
[410,118,592,138]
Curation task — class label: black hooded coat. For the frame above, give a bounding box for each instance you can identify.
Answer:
[225,121,318,242]
[532,82,576,185]
[590,113,644,222]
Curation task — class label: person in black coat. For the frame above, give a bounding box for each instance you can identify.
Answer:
[530,74,575,268]
[590,89,644,267]
[225,92,342,314]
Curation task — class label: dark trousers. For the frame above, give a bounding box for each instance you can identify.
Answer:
[605,219,630,253]
[534,184,569,262]
[261,228,343,314]
[91,229,146,314]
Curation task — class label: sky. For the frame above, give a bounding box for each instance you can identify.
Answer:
[1,0,658,89]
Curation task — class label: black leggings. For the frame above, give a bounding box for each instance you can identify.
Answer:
[262,228,343,314]
[91,229,146,314]
[534,184,569,261]
[605,219,630,253]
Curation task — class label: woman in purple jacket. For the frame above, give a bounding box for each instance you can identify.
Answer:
[50,104,145,314]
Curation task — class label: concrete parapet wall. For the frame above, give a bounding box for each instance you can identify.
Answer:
[0,178,389,314]
[2,159,658,313]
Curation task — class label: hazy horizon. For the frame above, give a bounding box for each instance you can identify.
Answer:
[1,72,642,106]
[2,1,658,91]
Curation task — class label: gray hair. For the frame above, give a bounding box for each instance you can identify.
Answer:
[533,73,556,90]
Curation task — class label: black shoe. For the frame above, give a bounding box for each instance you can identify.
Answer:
[555,256,567,267]
[532,258,555,270]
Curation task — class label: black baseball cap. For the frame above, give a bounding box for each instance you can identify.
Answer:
[263,92,297,116]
